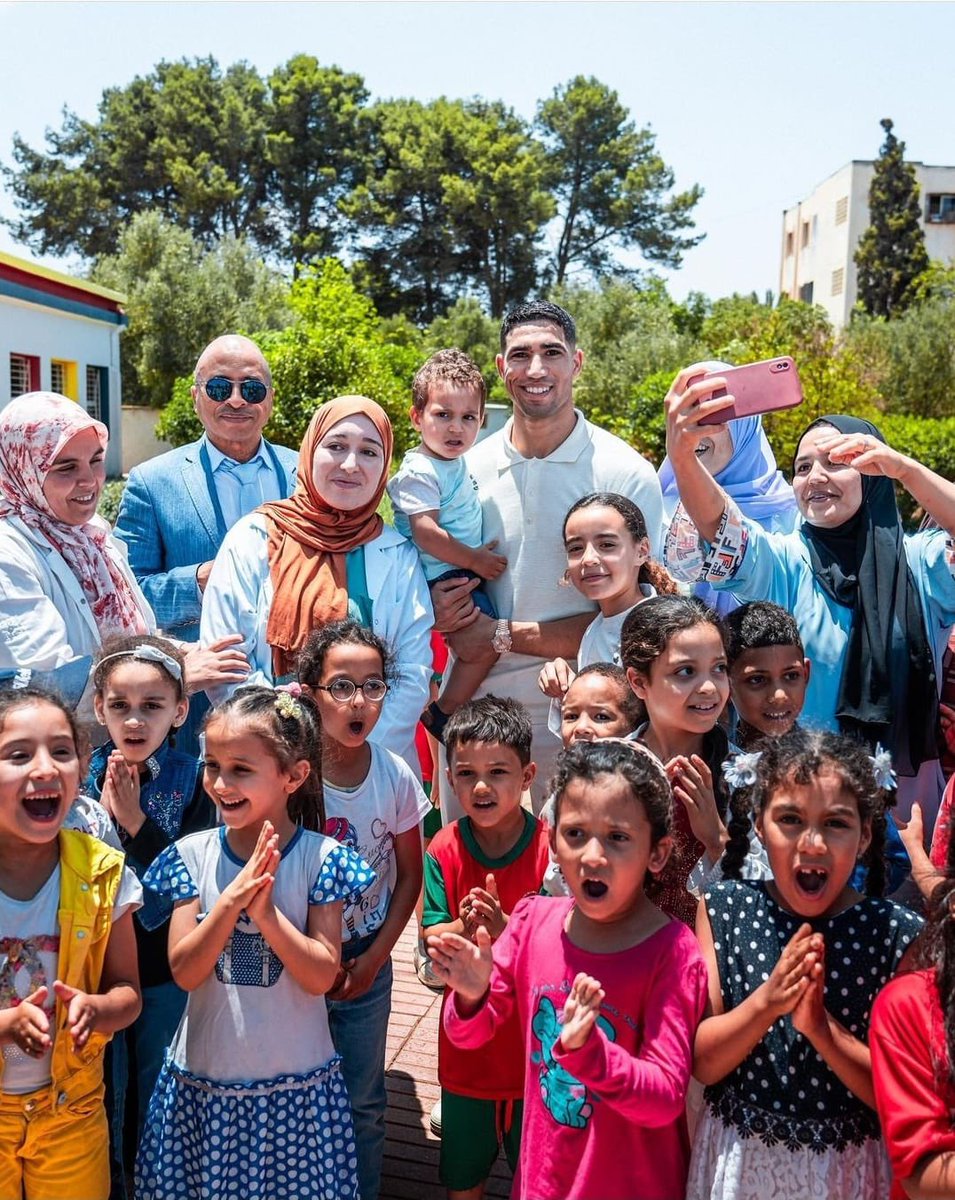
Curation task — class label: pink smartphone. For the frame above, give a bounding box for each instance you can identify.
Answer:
[696,356,803,424]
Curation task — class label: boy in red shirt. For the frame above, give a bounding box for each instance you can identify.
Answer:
[424,696,549,1199]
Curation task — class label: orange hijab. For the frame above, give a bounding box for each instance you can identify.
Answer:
[261,396,393,675]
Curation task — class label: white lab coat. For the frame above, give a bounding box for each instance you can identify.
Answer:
[200,514,433,772]
[0,515,156,719]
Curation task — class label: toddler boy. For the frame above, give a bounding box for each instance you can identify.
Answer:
[424,697,549,1200]
[388,349,506,740]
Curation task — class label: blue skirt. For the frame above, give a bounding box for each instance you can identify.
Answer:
[135,1054,359,1199]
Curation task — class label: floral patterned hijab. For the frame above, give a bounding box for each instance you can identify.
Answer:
[0,393,148,638]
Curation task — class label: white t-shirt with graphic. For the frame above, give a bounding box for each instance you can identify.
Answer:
[323,743,431,942]
[0,859,142,1094]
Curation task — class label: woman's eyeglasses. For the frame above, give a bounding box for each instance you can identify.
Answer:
[312,678,389,703]
[199,376,270,405]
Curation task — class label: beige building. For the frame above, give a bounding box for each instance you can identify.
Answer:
[780,161,955,328]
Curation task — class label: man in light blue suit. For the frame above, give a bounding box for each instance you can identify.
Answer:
[114,334,298,752]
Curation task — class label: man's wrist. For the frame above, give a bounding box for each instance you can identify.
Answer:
[491,619,512,655]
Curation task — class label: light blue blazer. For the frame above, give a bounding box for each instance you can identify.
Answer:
[113,438,298,641]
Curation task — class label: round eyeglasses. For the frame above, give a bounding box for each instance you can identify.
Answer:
[199,376,270,405]
[313,678,389,703]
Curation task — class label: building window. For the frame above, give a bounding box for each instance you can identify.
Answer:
[785,230,794,257]
[835,196,848,225]
[801,221,810,248]
[927,194,955,223]
[85,366,108,424]
[831,268,845,296]
[10,353,39,397]
[50,359,78,400]
[798,281,814,304]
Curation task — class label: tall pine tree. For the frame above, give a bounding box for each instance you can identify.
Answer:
[854,118,928,318]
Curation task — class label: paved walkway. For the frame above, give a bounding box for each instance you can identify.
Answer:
[381,920,511,1200]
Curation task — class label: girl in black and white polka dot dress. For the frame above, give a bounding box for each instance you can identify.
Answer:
[687,729,923,1200]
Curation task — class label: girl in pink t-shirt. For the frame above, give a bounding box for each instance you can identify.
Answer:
[428,738,708,1200]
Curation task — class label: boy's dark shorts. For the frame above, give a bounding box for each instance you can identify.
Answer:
[429,569,496,618]
[438,1088,523,1190]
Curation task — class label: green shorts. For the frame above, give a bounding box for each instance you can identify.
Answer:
[423,803,443,840]
[438,1088,523,1191]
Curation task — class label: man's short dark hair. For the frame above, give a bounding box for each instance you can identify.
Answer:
[500,302,576,353]
[724,601,805,666]
[444,695,533,766]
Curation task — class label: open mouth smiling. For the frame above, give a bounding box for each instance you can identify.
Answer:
[22,791,60,821]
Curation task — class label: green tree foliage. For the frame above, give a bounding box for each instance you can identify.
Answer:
[536,76,703,285]
[347,98,552,321]
[554,278,704,460]
[265,55,369,269]
[345,98,470,323]
[92,212,289,407]
[444,100,554,318]
[699,296,882,468]
[5,58,695,318]
[156,259,422,456]
[5,58,272,258]
[854,119,929,319]
[847,299,955,420]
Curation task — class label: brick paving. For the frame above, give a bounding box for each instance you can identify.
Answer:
[381,920,512,1200]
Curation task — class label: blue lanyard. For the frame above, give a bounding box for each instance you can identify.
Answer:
[197,440,228,542]
[197,439,290,541]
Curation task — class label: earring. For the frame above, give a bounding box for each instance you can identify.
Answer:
[558,569,573,588]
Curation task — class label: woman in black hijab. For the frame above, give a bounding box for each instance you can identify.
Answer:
[662,364,955,829]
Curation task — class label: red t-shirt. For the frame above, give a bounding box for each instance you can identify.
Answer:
[871,969,955,1200]
[424,812,549,1099]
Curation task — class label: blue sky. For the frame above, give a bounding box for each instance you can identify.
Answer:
[1,1,951,302]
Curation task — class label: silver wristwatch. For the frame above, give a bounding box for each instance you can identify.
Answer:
[491,618,512,655]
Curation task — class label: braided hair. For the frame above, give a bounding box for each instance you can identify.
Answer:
[721,728,887,897]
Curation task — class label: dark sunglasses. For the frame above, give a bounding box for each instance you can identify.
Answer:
[200,376,270,405]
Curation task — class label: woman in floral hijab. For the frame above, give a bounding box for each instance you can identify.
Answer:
[0,392,153,703]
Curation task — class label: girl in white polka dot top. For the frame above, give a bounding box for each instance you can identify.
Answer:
[135,687,375,1200]
[686,728,923,1200]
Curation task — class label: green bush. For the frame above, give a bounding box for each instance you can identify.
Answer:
[97,478,127,526]
[880,413,955,524]
[156,260,425,458]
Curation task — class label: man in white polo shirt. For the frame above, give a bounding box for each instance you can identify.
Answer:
[433,300,664,815]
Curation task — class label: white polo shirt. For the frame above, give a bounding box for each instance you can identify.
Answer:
[441,411,663,813]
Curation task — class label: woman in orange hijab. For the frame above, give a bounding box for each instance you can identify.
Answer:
[200,396,433,768]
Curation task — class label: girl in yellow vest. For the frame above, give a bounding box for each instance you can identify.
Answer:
[0,684,142,1200]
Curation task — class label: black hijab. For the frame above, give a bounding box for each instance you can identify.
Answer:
[799,414,937,775]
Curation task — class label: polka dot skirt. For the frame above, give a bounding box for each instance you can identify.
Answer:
[135,1055,359,1199]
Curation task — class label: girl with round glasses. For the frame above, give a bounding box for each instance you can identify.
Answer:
[199,395,433,772]
[298,619,431,1200]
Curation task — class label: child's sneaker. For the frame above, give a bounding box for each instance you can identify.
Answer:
[413,938,444,992]
[429,1098,442,1138]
